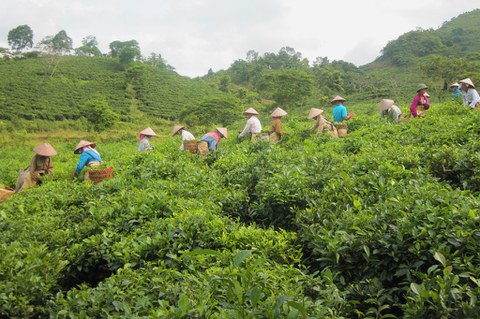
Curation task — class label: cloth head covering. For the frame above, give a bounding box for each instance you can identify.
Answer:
[33,143,57,156]
[424,92,430,98]
[416,83,428,92]
[331,95,347,103]
[244,107,259,115]
[459,78,475,89]
[308,108,324,119]
[271,107,288,118]
[378,99,394,111]
[140,127,157,137]
[216,127,228,138]
[172,125,184,136]
[74,140,96,154]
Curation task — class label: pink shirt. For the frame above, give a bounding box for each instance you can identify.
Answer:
[410,94,430,117]
[202,131,222,143]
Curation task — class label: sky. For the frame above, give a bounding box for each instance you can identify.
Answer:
[0,0,478,77]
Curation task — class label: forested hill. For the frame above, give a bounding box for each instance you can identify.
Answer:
[0,56,228,123]
[376,9,480,66]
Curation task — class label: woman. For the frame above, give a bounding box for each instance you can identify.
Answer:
[410,84,430,117]
[459,78,480,109]
[379,99,403,123]
[16,143,57,192]
[198,128,228,157]
[269,107,287,143]
[237,107,262,141]
[138,127,157,152]
[331,96,354,122]
[74,140,102,181]
[172,125,195,151]
[308,107,338,137]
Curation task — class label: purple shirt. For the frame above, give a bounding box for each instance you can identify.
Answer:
[410,95,430,117]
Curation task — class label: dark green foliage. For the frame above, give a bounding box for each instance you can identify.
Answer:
[7,24,33,52]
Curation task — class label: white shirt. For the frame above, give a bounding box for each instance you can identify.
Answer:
[381,105,402,122]
[180,130,195,150]
[238,116,262,137]
[461,88,480,108]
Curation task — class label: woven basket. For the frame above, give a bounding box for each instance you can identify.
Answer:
[88,167,113,183]
[334,123,348,137]
[183,140,198,154]
[0,186,15,202]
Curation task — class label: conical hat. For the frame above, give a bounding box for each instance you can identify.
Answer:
[331,95,347,103]
[140,127,157,136]
[308,108,324,119]
[450,82,459,88]
[416,83,428,92]
[459,78,475,88]
[171,125,184,136]
[74,140,96,154]
[378,99,394,111]
[216,127,228,138]
[244,107,259,115]
[33,143,57,157]
[424,93,430,98]
[271,107,287,117]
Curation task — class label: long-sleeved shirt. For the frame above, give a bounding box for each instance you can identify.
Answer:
[332,104,348,122]
[269,118,284,135]
[238,116,262,137]
[138,136,151,152]
[201,131,222,151]
[461,88,480,108]
[75,149,102,175]
[381,105,403,122]
[410,94,430,117]
[180,130,195,150]
[310,115,334,134]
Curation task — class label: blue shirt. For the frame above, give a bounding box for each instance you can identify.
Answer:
[452,88,461,100]
[333,104,348,122]
[75,150,102,175]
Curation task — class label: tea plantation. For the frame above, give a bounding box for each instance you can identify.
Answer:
[1,101,479,318]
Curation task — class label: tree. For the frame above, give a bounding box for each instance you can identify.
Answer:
[144,52,175,71]
[180,95,242,127]
[75,35,101,56]
[37,30,73,77]
[260,69,313,106]
[8,25,33,52]
[80,95,118,131]
[109,40,141,66]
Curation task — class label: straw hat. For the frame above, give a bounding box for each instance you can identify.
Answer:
[216,127,228,138]
[140,127,157,137]
[378,99,394,111]
[33,143,57,157]
[416,83,428,92]
[331,95,347,103]
[459,78,475,88]
[244,107,259,115]
[308,108,324,119]
[171,125,184,136]
[450,82,460,88]
[271,107,288,117]
[74,140,96,154]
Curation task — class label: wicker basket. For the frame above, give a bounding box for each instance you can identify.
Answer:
[334,123,348,137]
[88,167,113,183]
[183,140,198,154]
[0,186,15,202]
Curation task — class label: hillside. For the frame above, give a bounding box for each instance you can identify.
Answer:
[0,56,228,122]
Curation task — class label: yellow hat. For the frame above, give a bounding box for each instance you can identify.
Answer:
[271,107,288,117]
[378,99,394,111]
[308,108,324,119]
[459,78,475,88]
[74,140,96,154]
[216,127,228,138]
[33,143,57,156]
[244,107,259,115]
[171,125,184,136]
[140,127,157,136]
[331,95,347,103]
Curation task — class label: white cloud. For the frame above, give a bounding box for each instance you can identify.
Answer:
[0,0,478,77]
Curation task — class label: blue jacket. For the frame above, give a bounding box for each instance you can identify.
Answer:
[75,150,102,175]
